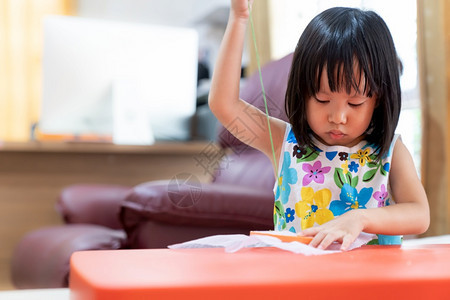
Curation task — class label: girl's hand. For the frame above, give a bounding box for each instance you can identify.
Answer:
[299,210,365,251]
[230,0,254,20]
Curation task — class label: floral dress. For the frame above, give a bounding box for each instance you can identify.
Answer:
[273,123,400,244]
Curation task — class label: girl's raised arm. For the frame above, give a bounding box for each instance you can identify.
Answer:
[208,0,285,165]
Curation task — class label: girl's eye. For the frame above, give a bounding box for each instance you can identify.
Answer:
[314,97,329,104]
[349,102,364,107]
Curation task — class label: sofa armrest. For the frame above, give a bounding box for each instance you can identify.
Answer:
[57,184,131,229]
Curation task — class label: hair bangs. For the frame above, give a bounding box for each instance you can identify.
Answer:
[311,27,379,98]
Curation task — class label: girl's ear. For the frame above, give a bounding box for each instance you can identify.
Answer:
[365,120,375,135]
[374,95,381,108]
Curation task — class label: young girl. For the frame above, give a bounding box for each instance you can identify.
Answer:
[209,0,430,250]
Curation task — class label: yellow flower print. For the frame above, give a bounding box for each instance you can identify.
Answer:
[351,201,360,210]
[341,160,349,174]
[278,176,283,190]
[350,149,372,166]
[295,187,334,230]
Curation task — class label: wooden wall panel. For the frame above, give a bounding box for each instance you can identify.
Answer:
[445,0,450,234]
[0,0,73,142]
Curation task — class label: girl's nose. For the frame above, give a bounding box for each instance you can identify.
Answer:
[328,106,347,124]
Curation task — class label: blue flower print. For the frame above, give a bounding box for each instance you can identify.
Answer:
[275,152,298,204]
[383,162,390,172]
[329,183,373,216]
[287,128,298,144]
[277,217,286,231]
[385,198,393,207]
[348,161,359,173]
[285,208,295,223]
[380,138,395,159]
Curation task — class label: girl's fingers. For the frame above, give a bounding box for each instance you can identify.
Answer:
[299,223,358,250]
[317,233,339,250]
[340,235,354,251]
[298,227,318,236]
[308,231,327,248]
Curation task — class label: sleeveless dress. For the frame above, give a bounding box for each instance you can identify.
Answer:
[273,123,401,244]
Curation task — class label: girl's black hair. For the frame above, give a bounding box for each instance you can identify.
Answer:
[285,7,402,159]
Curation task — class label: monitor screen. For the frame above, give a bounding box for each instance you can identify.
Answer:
[40,16,198,143]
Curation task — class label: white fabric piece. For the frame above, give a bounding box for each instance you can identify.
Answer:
[168,232,376,255]
[402,235,450,246]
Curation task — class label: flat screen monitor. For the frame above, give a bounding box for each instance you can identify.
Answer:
[40,16,198,143]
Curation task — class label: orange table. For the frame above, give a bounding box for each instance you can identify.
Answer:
[70,244,450,300]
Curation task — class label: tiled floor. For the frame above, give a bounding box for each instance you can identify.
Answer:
[0,288,69,300]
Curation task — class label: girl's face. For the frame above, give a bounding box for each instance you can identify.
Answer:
[306,68,377,148]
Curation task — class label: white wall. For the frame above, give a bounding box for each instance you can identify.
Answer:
[75,0,232,72]
[77,0,227,26]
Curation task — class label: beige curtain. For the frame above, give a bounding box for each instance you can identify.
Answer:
[417,0,450,236]
[246,0,272,76]
[0,0,73,141]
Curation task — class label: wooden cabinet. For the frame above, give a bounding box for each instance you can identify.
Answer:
[0,141,214,289]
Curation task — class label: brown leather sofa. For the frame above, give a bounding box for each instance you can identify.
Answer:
[10,53,293,289]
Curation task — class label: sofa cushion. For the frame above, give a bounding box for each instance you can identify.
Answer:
[125,221,260,249]
[212,149,275,190]
[120,180,274,248]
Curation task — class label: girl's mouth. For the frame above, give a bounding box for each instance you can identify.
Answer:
[328,130,345,140]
